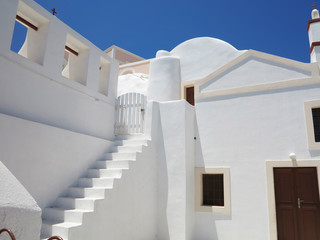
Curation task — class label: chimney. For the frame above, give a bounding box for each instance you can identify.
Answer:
[308,8,320,64]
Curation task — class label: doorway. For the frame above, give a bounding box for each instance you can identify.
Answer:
[185,86,194,106]
[274,167,320,240]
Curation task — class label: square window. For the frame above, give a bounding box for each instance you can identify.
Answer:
[312,108,320,142]
[203,174,224,206]
[195,168,230,214]
[304,101,320,150]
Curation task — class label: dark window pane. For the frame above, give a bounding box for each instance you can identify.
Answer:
[202,174,224,206]
[312,108,320,142]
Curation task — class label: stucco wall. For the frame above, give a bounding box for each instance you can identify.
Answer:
[194,84,320,240]
[0,0,119,140]
[170,37,245,83]
[119,60,150,75]
[0,113,113,209]
[67,141,158,240]
[0,161,41,240]
[148,101,195,240]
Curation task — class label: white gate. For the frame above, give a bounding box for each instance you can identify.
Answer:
[115,92,147,135]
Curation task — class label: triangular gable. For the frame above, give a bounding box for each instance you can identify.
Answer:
[195,50,319,99]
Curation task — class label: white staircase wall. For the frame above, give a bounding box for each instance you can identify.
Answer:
[0,113,113,209]
[40,135,158,240]
[64,141,158,240]
[151,100,195,240]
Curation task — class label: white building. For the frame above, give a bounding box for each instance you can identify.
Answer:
[0,1,320,240]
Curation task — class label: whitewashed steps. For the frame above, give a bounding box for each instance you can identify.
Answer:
[115,134,147,140]
[103,152,137,160]
[86,168,122,178]
[93,159,131,169]
[42,220,80,239]
[109,145,143,153]
[67,187,106,198]
[40,135,149,240]
[78,177,114,188]
[114,139,148,147]
[43,208,91,223]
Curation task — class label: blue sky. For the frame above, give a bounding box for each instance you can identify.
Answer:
[14,0,316,63]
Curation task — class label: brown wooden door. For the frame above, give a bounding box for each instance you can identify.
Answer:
[185,86,194,106]
[274,167,320,240]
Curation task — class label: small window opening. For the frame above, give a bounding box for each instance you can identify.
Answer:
[10,17,29,54]
[10,11,48,65]
[62,46,78,70]
[312,108,320,142]
[62,34,89,85]
[98,57,111,96]
[185,86,195,106]
[202,174,224,206]
[65,45,78,56]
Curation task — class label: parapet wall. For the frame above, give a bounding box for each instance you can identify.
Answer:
[0,0,119,139]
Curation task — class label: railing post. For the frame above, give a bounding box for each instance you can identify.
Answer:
[0,228,16,240]
[48,236,64,240]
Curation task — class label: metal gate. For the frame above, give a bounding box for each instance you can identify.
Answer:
[115,92,147,135]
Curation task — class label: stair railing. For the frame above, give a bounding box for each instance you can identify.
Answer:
[48,236,63,240]
[0,228,16,240]
[0,228,63,240]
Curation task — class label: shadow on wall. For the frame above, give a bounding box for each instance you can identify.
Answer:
[193,115,219,240]
[153,103,170,239]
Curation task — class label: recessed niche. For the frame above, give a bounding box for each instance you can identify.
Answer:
[98,57,111,96]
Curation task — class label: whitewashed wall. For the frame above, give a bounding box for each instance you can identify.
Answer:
[66,141,159,240]
[0,0,118,140]
[144,101,195,240]
[194,84,320,239]
[0,113,113,209]
[0,1,120,236]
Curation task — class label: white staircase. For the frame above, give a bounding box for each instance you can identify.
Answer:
[40,135,149,240]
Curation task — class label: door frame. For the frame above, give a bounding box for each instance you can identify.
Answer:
[266,159,320,240]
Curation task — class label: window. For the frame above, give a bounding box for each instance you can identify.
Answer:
[203,174,224,206]
[312,108,320,142]
[304,101,320,150]
[195,168,230,214]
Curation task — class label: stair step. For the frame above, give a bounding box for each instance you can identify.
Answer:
[86,168,122,178]
[55,197,98,210]
[78,177,114,188]
[103,152,136,160]
[93,160,130,169]
[109,145,143,153]
[41,135,150,240]
[114,139,148,146]
[115,134,147,140]
[67,187,106,198]
[41,220,80,239]
[43,208,91,223]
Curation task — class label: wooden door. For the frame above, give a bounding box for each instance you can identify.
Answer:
[274,167,320,240]
[185,86,194,106]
